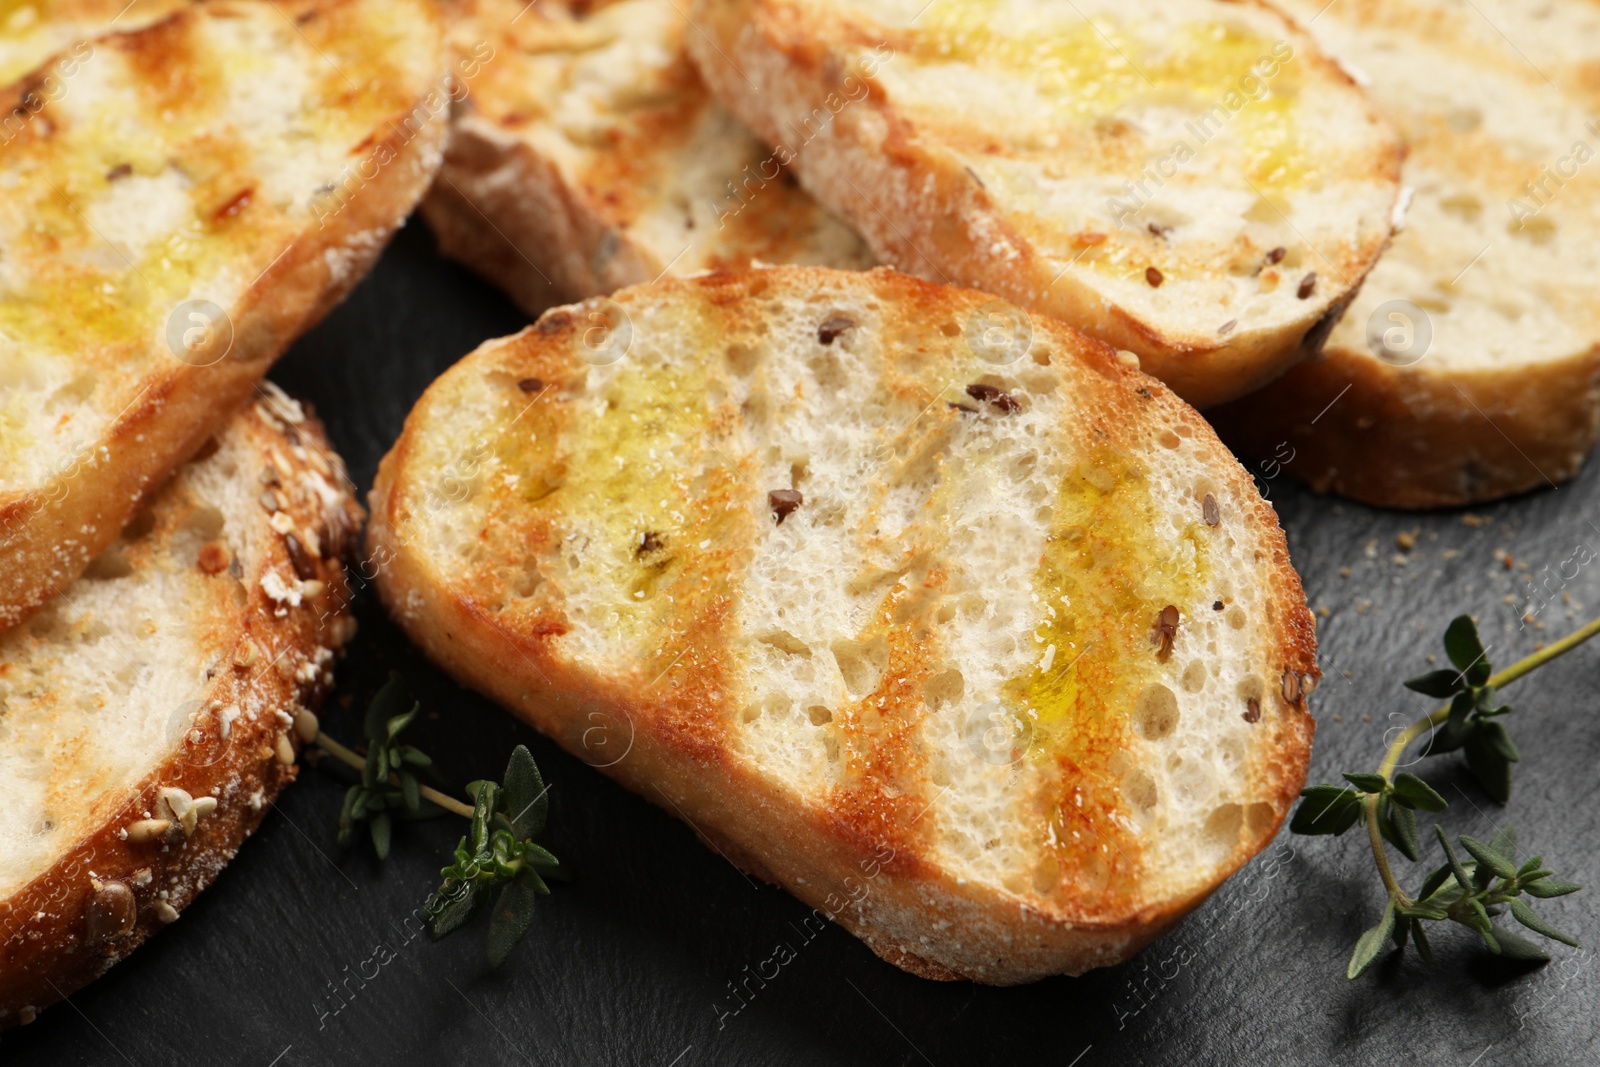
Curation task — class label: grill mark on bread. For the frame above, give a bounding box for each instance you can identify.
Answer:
[0,0,445,631]
[369,267,1321,981]
[436,0,873,304]
[689,0,1404,408]
[121,10,212,121]
[825,577,941,869]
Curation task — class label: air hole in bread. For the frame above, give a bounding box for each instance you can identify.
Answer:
[1202,803,1243,858]
[123,507,158,543]
[1510,215,1557,245]
[806,349,846,391]
[190,435,222,463]
[1133,683,1179,741]
[26,606,70,642]
[1245,801,1276,837]
[922,667,964,710]
[1009,451,1038,480]
[1181,660,1207,693]
[833,636,888,699]
[1439,193,1483,223]
[511,569,542,598]
[1244,196,1280,225]
[937,320,959,337]
[1122,767,1159,812]
[183,506,226,540]
[1226,606,1247,630]
[1157,429,1181,450]
[84,549,134,581]
[727,342,761,376]
[741,391,769,427]
[1238,675,1265,705]
[807,705,833,725]
[759,630,811,657]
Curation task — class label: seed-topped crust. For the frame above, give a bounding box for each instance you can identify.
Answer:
[0,395,364,1028]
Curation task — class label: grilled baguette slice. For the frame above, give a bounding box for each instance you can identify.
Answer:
[0,386,362,1028]
[686,0,1404,409]
[0,0,445,633]
[368,266,1317,983]
[422,0,874,315]
[1211,0,1600,507]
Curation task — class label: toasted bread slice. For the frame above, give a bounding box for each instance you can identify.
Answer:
[0,0,445,633]
[0,386,362,1027]
[420,0,874,315]
[367,266,1317,983]
[686,0,1404,409]
[1211,0,1600,507]
[0,0,186,87]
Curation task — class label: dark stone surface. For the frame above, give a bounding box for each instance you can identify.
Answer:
[6,222,1597,1066]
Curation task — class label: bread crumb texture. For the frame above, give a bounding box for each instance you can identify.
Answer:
[0,0,441,491]
[0,388,362,1025]
[379,267,1316,975]
[425,0,873,305]
[686,0,1402,406]
[1212,0,1600,506]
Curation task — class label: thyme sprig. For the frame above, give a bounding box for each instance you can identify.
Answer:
[1293,614,1592,978]
[313,674,562,967]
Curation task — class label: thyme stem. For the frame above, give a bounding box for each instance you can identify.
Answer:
[1367,613,1600,903]
[315,731,475,819]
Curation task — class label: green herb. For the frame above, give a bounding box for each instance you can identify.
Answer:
[1291,614,1590,979]
[425,746,562,967]
[312,674,562,968]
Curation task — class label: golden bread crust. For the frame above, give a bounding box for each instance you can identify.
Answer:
[1211,346,1600,508]
[686,0,1404,408]
[0,394,364,1027]
[419,0,874,314]
[367,265,1316,983]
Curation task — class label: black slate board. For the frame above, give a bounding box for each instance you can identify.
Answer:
[5,221,1598,1067]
